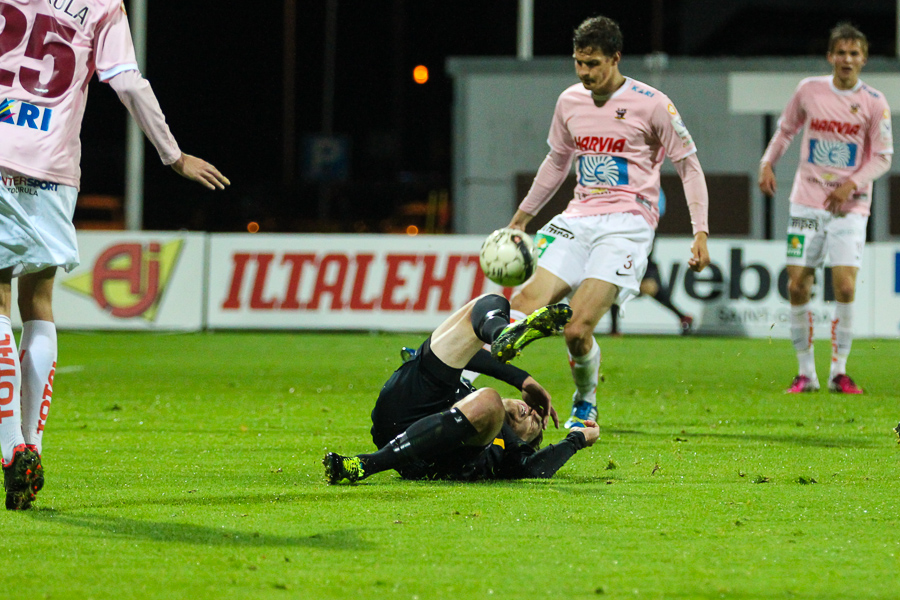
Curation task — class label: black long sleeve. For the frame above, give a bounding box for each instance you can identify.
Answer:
[463,349,529,389]
[508,431,587,479]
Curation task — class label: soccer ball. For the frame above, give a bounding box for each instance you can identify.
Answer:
[479,228,537,287]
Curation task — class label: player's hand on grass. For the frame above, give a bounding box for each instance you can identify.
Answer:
[570,420,599,446]
[171,153,231,190]
[825,180,857,214]
[758,162,777,196]
[521,376,558,429]
[688,232,709,272]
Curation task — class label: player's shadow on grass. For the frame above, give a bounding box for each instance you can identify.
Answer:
[599,427,878,449]
[28,511,375,550]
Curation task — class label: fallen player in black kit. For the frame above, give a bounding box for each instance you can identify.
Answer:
[324,294,599,483]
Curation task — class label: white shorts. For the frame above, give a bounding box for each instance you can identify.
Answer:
[786,204,866,269]
[533,212,654,306]
[0,167,79,276]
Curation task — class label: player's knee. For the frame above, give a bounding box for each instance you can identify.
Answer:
[640,279,658,297]
[457,388,504,443]
[787,277,811,302]
[833,281,856,302]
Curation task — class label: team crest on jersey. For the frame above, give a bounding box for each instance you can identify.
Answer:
[787,234,805,258]
[808,139,857,168]
[615,108,627,120]
[578,155,629,187]
[850,104,860,114]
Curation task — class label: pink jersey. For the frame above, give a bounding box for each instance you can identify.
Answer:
[763,75,893,216]
[0,0,138,188]
[520,77,698,230]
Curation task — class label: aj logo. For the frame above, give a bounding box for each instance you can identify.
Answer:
[615,108,627,120]
[62,240,184,320]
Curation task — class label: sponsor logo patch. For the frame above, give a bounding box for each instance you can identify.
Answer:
[786,234,805,258]
[0,99,52,131]
[578,154,629,186]
[808,139,857,168]
[533,234,555,258]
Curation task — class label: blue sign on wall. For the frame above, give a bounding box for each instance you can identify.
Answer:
[301,135,350,182]
[896,252,900,294]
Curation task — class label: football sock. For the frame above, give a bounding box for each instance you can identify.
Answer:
[790,303,816,377]
[359,408,478,475]
[568,337,600,405]
[830,302,853,378]
[470,294,510,344]
[19,320,57,453]
[463,306,524,381]
[0,316,23,467]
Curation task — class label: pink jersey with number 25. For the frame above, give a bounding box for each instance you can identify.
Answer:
[519,77,698,230]
[0,0,137,188]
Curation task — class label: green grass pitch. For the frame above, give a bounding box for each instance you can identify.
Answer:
[2,331,898,599]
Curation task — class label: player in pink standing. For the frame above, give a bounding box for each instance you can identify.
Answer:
[759,23,891,395]
[507,15,711,429]
[0,0,229,509]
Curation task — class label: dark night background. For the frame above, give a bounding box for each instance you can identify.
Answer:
[76,0,897,233]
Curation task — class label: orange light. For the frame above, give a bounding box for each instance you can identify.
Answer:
[413,65,429,84]
[406,225,419,235]
[247,221,260,233]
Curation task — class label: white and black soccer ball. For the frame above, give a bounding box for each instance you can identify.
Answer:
[479,228,537,287]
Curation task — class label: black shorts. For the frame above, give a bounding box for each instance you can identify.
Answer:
[369,336,463,449]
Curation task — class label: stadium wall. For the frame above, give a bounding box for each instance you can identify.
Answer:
[21,231,900,339]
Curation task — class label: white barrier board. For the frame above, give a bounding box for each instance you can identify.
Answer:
[21,232,207,330]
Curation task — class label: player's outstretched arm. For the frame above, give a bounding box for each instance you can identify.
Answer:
[171,154,231,190]
[569,420,599,446]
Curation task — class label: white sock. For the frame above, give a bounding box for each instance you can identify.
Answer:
[790,303,816,378]
[830,302,853,379]
[568,337,600,405]
[19,320,57,453]
[0,316,23,466]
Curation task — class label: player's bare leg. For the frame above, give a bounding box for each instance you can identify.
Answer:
[562,278,617,428]
[828,265,862,393]
[429,297,500,369]
[18,268,58,454]
[786,266,819,393]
